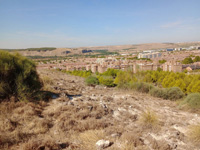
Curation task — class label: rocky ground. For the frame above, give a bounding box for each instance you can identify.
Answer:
[1,69,200,150]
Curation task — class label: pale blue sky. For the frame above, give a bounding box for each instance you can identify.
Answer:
[0,0,200,48]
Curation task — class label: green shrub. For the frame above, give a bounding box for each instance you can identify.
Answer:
[67,70,92,78]
[116,83,134,90]
[194,56,200,62]
[159,59,166,64]
[114,71,137,87]
[149,87,167,99]
[132,82,154,93]
[182,93,200,109]
[165,87,185,100]
[150,87,184,100]
[85,76,99,86]
[98,76,116,87]
[0,51,42,101]
[101,68,119,78]
[182,57,193,64]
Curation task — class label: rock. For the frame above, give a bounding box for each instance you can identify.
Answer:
[111,132,122,138]
[95,85,103,89]
[96,140,113,150]
[60,92,66,97]
[58,83,63,86]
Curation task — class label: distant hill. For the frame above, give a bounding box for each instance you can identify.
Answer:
[0,47,56,52]
[3,41,200,57]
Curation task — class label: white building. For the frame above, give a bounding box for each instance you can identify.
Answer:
[138,52,162,59]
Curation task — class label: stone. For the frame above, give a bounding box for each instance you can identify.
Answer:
[111,132,122,138]
[96,140,113,150]
[60,92,66,97]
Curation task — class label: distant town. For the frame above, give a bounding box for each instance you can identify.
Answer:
[37,45,200,73]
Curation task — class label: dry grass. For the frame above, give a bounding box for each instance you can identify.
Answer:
[78,130,105,150]
[121,142,135,150]
[187,124,200,144]
[0,99,115,149]
[2,69,198,149]
[120,131,144,149]
[0,101,50,149]
[40,75,54,91]
[22,138,66,150]
[139,109,159,129]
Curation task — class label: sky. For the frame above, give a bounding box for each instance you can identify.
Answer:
[0,0,200,49]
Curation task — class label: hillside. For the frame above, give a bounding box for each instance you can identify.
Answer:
[1,69,200,150]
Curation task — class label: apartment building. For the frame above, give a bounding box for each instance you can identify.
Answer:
[138,52,162,59]
[133,61,161,73]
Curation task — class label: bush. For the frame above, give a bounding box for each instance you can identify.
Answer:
[182,93,200,109]
[67,70,92,78]
[165,87,185,100]
[85,76,99,86]
[132,82,154,93]
[0,51,42,101]
[101,68,119,78]
[98,76,116,87]
[140,109,159,128]
[150,87,184,100]
[149,87,167,99]
[114,71,137,87]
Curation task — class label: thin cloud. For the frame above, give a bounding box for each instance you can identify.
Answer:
[161,21,182,28]
[15,31,78,41]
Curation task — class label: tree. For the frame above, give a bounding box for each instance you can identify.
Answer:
[159,59,166,64]
[102,68,119,78]
[98,76,116,87]
[182,57,193,64]
[174,79,186,92]
[193,56,200,62]
[191,81,200,93]
[114,71,137,86]
[184,75,193,87]
[186,76,199,93]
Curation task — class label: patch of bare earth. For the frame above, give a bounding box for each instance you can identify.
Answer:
[1,69,200,150]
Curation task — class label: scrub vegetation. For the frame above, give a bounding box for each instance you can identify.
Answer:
[64,69,200,101]
[0,51,42,101]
